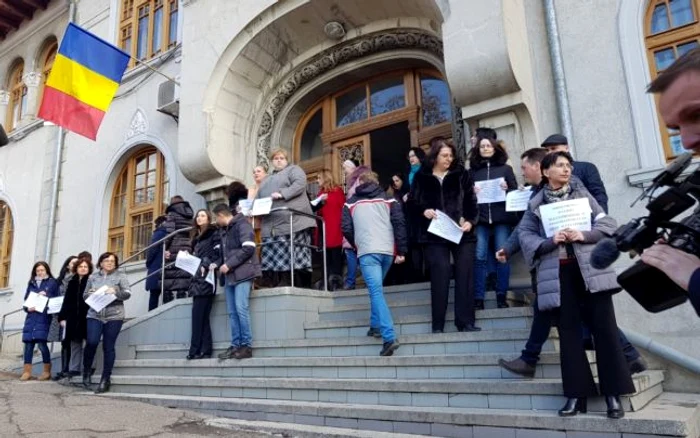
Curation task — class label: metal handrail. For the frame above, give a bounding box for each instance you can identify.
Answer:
[129,262,175,287]
[0,308,24,354]
[121,226,194,266]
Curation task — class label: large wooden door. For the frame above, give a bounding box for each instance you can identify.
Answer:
[332,134,371,191]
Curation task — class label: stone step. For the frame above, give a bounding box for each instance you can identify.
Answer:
[108,371,664,413]
[306,307,534,338]
[101,392,700,438]
[114,352,597,380]
[134,330,559,360]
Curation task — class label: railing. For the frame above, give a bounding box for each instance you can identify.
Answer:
[0,308,23,354]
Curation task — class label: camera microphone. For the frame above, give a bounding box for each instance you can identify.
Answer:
[590,238,621,270]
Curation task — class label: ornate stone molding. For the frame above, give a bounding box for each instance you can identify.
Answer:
[181,0,199,6]
[22,71,42,88]
[451,103,467,162]
[255,29,443,165]
[0,90,9,106]
[126,109,149,139]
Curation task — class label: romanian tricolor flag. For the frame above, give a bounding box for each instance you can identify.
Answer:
[38,23,130,140]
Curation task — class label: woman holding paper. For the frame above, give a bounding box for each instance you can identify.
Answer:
[57,258,93,379]
[518,151,633,419]
[411,137,481,333]
[468,137,518,309]
[20,262,59,381]
[82,252,131,394]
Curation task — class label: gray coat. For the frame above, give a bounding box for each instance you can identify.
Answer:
[84,270,131,322]
[257,164,316,238]
[518,180,621,311]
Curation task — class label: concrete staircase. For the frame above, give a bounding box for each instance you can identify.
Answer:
[104,283,700,437]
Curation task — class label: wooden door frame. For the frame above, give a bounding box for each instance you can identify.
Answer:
[331,134,371,190]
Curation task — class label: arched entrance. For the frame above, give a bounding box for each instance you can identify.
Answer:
[293,68,453,192]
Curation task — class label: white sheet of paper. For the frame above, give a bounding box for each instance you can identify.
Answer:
[539,198,593,238]
[475,178,507,204]
[85,287,117,312]
[205,269,216,286]
[239,199,253,216]
[310,194,326,207]
[427,210,464,245]
[47,296,64,314]
[175,251,201,276]
[24,292,49,313]
[506,188,533,212]
[251,197,273,216]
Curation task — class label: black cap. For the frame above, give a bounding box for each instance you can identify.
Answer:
[541,134,568,147]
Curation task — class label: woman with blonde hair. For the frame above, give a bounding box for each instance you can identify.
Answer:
[315,170,346,283]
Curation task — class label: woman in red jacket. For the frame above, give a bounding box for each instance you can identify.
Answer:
[316,170,346,283]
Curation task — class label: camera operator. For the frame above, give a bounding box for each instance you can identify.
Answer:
[642,48,700,316]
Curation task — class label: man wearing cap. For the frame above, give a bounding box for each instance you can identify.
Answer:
[541,134,609,213]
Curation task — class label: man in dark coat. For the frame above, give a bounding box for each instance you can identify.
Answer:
[162,196,194,304]
[146,215,168,311]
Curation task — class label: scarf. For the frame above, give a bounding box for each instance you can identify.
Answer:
[543,184,572,204]
[408,164,421,186]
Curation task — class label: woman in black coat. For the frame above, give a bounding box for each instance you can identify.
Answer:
[163,196,194,303]
[411,137,481,333]
[57,258,93,378]
[187,209,221,360]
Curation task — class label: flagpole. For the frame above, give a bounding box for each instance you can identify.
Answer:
[130,55,181,86]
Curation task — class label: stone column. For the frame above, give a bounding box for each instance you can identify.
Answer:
[22,71,42,122]
[0,91,9,128]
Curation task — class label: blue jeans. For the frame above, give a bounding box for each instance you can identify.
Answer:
[83,319,123,380]
[475,224,511,299]
[23,341,50,364]
[225,280,253,347]
[359,254,396,343]
[345,249,358,288]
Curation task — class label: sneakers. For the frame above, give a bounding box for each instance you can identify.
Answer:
[366,327,381,338]
[498,357,536,378]
[218,346,238,360]
[380,340,400,357]
[628,357,648,375]
[233,346,253,360]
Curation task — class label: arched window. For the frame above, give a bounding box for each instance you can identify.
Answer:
[119,0,179,66]
[0,202,13,289]
[645,0,700,159]
[6,61,27,132]
[419,72,452,127]
[108,148,168,262]
[38,40,58,108]
[299,106,324,161]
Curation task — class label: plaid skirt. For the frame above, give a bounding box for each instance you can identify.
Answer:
[261,230,312,272]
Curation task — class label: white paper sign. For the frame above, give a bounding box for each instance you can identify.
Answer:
[239,199,253,216]
[539,198,593,238]
[85,286,117,312]
[205,269,216,286]
[47,297,64,314]
[475,178,506,204]
[251,197,273,216]
[24,292,49,313]
[175,251,201,276]
[506,188,533,212]
[427,210,464,244]
[310,193,327,207]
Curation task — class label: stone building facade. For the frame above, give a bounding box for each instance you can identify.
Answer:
[1,0,699,358]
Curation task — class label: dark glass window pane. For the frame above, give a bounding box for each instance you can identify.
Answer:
[420,76,452,126]
[651,4,671,33]
[336,87,367,127]
[152,8,163,53]
[169,10,178,45]
[654,48,676,71]
[122,37,132,56]
[370,76,405,117]
[300,109,324,161]
[137,16,149,59]
[670,0,694,27]
[678,40,699,57]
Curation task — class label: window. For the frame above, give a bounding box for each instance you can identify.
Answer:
[419,73,452,127]
[38,40,58,109]
[300,107,324,161]
[334,74,407,127]
[119,0,179,66]
[645,0,700,158]
[0,202,13,289]
[108,148,168,262]
[5,61,27,131]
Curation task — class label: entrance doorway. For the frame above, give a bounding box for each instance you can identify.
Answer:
[369,122,411,190]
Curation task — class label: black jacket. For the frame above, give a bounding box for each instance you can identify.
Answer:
[145,225,167,291]
[219,214,262,286]
[57,275,89,342]
[411,166,479,244]
[573,161,608,214]
[471,158,519,225]
[188,226,221,297]
[163,201,194,292]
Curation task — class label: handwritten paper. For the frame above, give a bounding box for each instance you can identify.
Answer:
[427,210,464,244]
[24,292,49,313]
[506,188,533,212]
[85,286,117,312]
[475,178,506,204]
[251,197,273,216]
[539,198,593,238]
[175,251,201,276]
[47,297,64,314]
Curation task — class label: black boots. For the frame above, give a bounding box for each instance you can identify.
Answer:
[558,398,587,417]
[474,299,485,311]
[53,348,71,381]
[82,372,91,389]
[498,358,536,378]
[606,396,625,419]
[497,295,509,309]
[95,378,111,394]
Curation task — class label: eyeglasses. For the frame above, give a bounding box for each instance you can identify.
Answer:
[479,144,494,149]
[552,163,574,170]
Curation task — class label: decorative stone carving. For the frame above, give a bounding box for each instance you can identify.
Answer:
[255,29,444,165]
[0,91,9,106]
[181,0,198,6]
[126,109,149,139]
[451,103,467,163]
[22,71,42,88]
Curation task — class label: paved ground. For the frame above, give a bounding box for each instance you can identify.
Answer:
[0,371,277,437]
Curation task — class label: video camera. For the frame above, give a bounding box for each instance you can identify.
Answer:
[593,153,700,313]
